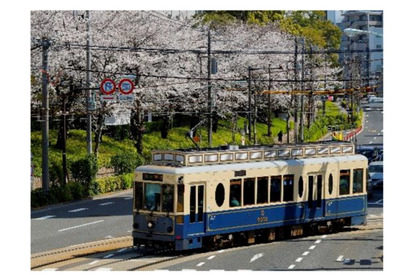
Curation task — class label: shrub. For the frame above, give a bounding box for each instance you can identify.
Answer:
[70,154,98,196]
[67,181,84,200]
[110,152,144,175]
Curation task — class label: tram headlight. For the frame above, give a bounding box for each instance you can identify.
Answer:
[147,221,155,229]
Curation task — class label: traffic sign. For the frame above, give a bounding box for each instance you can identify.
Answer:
[118,78,134,95]
[100,78,116,95]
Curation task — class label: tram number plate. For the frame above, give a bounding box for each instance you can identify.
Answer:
[257,216,268,223]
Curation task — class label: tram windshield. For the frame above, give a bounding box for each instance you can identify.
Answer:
[143,183,175,212]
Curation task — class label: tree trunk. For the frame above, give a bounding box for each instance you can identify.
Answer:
[130,100,144,154]
[94,112,105,156]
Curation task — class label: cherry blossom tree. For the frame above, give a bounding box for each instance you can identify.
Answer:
[31,10,342,154]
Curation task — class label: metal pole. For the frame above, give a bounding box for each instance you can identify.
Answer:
[62,93,68,185]
[86,10,92,154]
[207,29,212,148]
[293,37,299,144]
[248,66,252,142]
[41,38,50,194]
[267,65,272,137]
[300,38,305,143]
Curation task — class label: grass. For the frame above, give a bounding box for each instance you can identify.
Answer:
[31,101,355,178]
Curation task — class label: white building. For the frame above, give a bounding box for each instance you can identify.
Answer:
[339,10,383,94]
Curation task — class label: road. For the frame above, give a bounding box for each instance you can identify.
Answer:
[31,190,133,254]
[356,102,383,146]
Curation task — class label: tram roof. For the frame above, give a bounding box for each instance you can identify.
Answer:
[135,154,367,175]
[149,141,357,167]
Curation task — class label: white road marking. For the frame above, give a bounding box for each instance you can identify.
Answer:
[182,270,196,271]
[197,262,205,267]
[302,251,310,256]
[124,197,133,200]
[207,255,216,260]
[374,137,377,140]
[288,265,295,269]
[95,268,112,271]
[296,257,303,262]
[105,235,114,239]
[337,255,344,262]
[68,208,88,213]
[315,240,321,244]
[99,202,114,206]
[309,245,316,250]
[369,141,373,144]
[376,199,383,204]
[34,215,55,220]
[250,253,264,262]
[58,220,104,232]
[89,260,99,265]
[103,254,114,259]
[42,268,58,271]
[217,250,225,253]
[321,235,328,238]
[117,248,127,253]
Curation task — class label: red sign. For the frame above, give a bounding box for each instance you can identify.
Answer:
[100,78,116,95]
[118,79,135,95]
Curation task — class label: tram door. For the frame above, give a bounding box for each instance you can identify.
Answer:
[306,174,325,219]
[189,184,206,234]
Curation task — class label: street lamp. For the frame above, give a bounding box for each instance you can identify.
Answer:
[343,28,383,38]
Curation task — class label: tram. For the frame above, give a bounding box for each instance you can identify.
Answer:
[132,141,367,250]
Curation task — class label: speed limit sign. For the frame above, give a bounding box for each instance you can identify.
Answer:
[118,79,135,95]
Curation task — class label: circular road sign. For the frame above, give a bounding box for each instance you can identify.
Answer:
[118,78,135,95]
[100,78,116,95]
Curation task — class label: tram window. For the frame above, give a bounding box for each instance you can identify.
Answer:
[190,186,196,222]
[134,182,143,210]
[198,185,204,222]
[283,175,294,202]
[215,183,225,207]
[244,178,255,205]
[329,174,333,195]
[177,184,184,212]
[353,169,364,193]
[257,177,268,204]
[317,175,322,208]
[144,183,161,211]
[339,170,351,195]
[298,176,304,198]
[230,179,242,207]
[161,184,174,212]
[270,176,281,202]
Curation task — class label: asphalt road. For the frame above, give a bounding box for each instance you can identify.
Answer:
[31,190,133,254]
[357,102,383,146]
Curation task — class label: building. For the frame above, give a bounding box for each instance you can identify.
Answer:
[339,10,383,94]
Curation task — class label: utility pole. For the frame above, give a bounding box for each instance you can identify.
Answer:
[299,38,305,143]
[293,37,299,144]
[267,65,272,137]
[41,38,51,194]
[86,10,92,154]
[62,93,68,185]
[248,66,252,142]
[207,29,212,148]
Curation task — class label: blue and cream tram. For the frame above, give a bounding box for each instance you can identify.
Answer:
[132,141,367,250]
